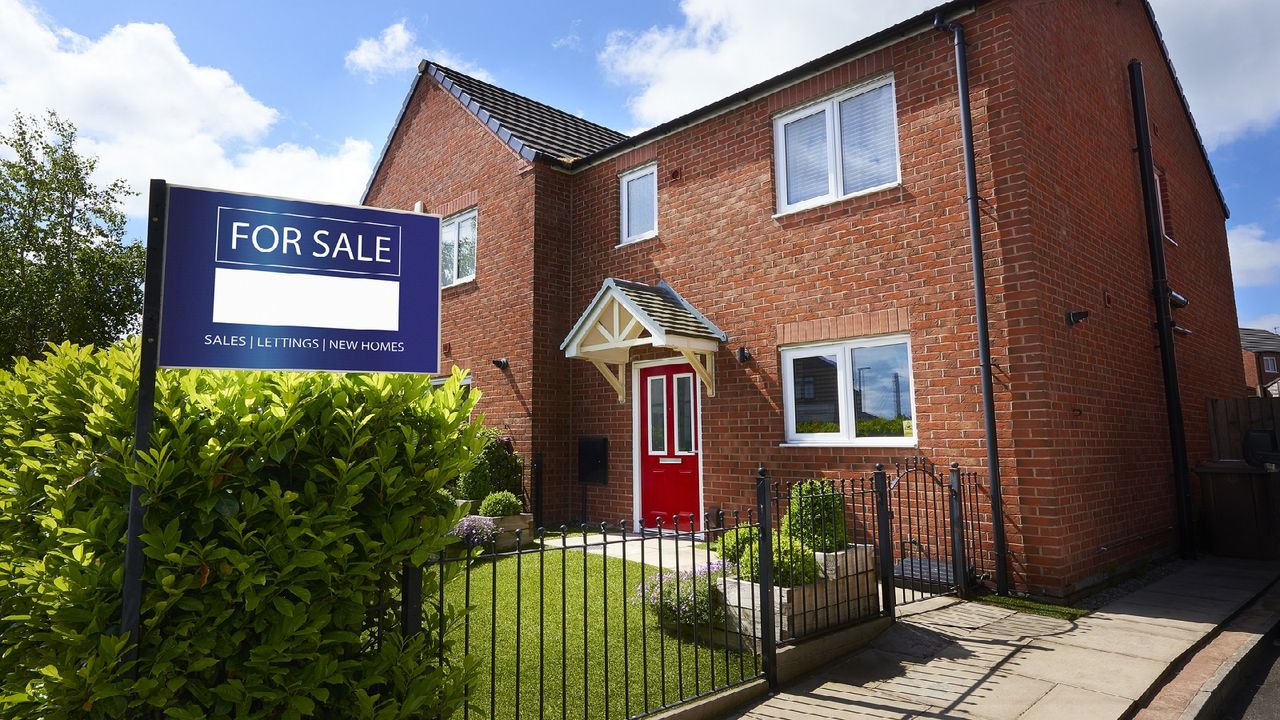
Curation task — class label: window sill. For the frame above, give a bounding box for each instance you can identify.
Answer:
[772,181,902,219]
[442,278,476,290]
[615,232,658,249]
[780,438,918,449]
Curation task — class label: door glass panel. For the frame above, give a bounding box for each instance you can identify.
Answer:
[675,375,694,453]
[647,376,666,453]
[851,342,913,438]
[791,354,840,434]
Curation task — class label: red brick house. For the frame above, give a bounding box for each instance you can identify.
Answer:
[363,0,1244,598]
[1241,328,1280,397]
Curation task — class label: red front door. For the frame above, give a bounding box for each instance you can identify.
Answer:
[639,363,700,530]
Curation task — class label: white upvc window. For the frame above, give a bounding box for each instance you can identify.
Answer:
[1265,356,1278,373]
[619,163,658,244]
[773,75,900,214]
[441,208,477,287]
[781,333,917,447]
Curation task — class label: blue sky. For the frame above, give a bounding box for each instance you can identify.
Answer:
[1,0,1277,331]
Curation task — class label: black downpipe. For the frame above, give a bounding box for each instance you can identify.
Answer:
[1128,60,1195,559]
[934,15,1009,595]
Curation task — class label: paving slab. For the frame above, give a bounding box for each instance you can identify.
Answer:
[721,557,1280,720]
[1000,639,1168,699]
[1018,684,1132,720]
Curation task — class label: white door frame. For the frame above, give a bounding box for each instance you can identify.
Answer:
[631,356,705,531]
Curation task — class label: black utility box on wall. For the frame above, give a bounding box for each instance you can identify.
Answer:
[578,436,608,484]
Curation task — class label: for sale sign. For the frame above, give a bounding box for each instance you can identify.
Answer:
[156,184,441,373]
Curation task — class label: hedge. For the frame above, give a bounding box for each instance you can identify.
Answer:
[0,342,485,719]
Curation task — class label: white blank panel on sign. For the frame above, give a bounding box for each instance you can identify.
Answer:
[212,268,400,331]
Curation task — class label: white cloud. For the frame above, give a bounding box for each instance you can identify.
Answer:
[0,0,373,216]
[345,20,423,79]
[552,20,583,52]
[599,0,1280,148]
[346,20,494,84]
[1241,314,1280,333]
[1150,0,1280,149]
[598,0,937,130]
[1227,224,1280,288]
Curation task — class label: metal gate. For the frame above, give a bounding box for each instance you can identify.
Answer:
[877,457,986,606]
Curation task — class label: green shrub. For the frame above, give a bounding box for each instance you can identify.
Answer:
[637,561,733,630]
[714,526,759,563]
[739,532,820,587]
[456,432,523,501]
[856,415,910,437]
[779,479,848,552]
[794,420,840,433]
[477,490,523,517]
[0,341,486,719]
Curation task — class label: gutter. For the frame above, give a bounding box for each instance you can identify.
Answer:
[934,14,1010,595]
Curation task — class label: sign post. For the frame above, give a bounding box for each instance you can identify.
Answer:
[121,182,441,671]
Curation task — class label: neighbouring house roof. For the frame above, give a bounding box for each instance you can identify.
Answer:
[364,0,1228,218]
[1241,328,1280,353]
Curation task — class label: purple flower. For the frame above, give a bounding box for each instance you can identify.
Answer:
[450,515,497,546]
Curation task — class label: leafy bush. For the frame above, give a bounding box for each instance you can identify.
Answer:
[779,479,848,552]
[477,490,523,517]
[637,561,733,629]
[794,420,840,433]
[456,432,523,501]
[856,415,910,437]
[0,342,485,719]
[739,532,821,587]
[449,515,498,547]
[714,526,759,563]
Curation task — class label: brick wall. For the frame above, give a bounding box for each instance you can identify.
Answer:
[565,1,1029,579]
[367,0,1243,598]
[364,79,542,479]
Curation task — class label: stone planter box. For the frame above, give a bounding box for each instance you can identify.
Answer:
[484,513,534,550]
[720,544,879,643]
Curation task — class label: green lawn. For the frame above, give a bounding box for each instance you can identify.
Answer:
[973,591,1091,622]
[445,549,756,720]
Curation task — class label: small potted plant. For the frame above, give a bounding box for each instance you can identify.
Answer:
[477,490,533,550]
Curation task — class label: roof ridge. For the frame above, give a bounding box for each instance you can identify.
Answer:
[427,60,629,143]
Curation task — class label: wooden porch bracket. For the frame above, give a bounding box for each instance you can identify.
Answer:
[677,349,716,397]
[591,360,628,404]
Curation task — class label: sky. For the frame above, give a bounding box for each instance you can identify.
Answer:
[0,0,1277,332]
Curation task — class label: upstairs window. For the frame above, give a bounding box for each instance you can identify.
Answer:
[1265,356,1278,373]
[441,208,477,287]
[781,334,917,446]
[620,163,658,244]
[773,76,900,213]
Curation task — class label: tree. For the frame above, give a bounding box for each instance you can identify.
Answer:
[0,111,144,364]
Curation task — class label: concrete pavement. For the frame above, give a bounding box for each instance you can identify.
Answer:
[727,557,1280,720]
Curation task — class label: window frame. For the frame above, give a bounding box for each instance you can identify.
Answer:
[619,163,659,245]
[780,333,918,447]
[773,74,901,215]
[1265,356,1278,374]
[646,375,667,455]
[440,207,477,288]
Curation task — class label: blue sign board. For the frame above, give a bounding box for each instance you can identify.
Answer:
[157,185,441,373]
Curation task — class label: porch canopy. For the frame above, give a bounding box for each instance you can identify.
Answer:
[561,279,726,403]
